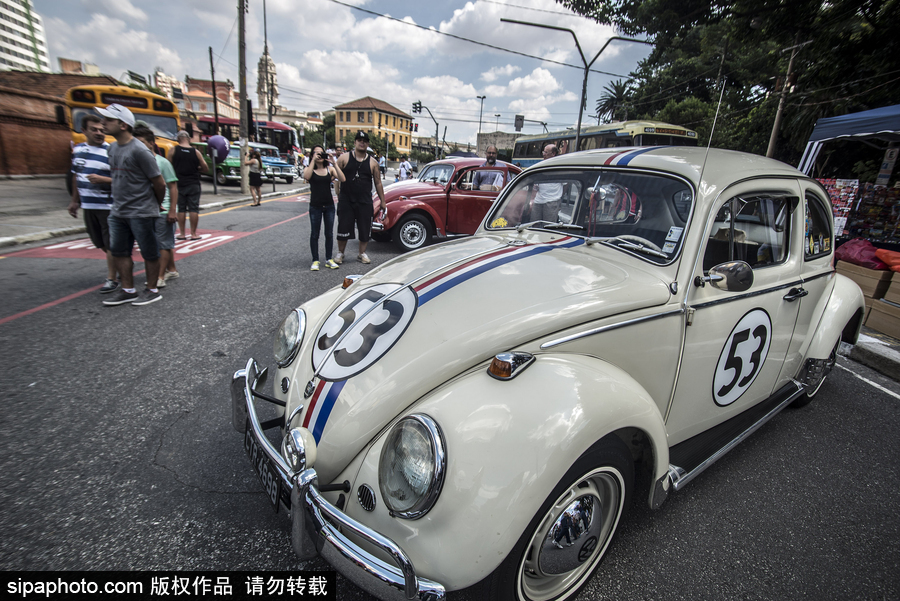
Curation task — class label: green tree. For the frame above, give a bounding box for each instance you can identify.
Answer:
[595,79,631,122]
[303,114,335,150]
[557,0,900,166]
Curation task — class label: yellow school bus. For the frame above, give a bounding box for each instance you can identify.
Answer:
[65,84,181,157]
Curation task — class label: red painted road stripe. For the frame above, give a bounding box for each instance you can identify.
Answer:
[0,211,308,326]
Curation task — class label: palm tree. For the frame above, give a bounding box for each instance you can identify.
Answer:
[596,80,631,123]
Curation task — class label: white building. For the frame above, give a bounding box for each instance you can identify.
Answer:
[0,0,49,72]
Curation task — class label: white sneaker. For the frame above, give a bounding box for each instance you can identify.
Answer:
[310,261,320,271]
[358,253,371,264]
[334,252,344,264]
[156,278,166,288]
[164,271,179,280]
[325,259,339,269]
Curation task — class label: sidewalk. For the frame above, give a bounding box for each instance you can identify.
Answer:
[1,175,897,382]
[0,175,307,248]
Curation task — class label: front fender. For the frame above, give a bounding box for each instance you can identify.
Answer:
[383,199,445,233]
[808,273,866,357]
[342,353,668,591]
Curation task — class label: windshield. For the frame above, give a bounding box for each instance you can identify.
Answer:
[72,108,179,140]
[418,164,453,184]
[486,168,694,263]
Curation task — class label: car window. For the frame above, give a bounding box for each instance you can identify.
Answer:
[419,164,453,185]
[459,169,506,191]
[228,148,240,159]
[703,195,793,271]
[804,193,833,259]
[487,168,693,263]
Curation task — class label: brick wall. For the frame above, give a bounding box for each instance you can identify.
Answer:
[0,89,70,176]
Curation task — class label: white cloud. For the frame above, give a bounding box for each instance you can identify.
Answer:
[86,0,147,23]
[45,14,185,78]
[483,67,561,99]
[481,64,520,82]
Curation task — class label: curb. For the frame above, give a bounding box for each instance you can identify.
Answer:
[849,331,900,382]
[0,185,308,249]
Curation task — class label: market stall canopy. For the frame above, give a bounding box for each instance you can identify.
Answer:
[799,104,900,175]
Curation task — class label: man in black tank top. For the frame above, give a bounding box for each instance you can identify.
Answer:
[334,131,386,264]
[170,131,209,240]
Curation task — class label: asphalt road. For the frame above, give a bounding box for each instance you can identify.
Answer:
[0,194,898,600]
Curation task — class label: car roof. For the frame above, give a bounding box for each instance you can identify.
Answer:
[427,157,520,170]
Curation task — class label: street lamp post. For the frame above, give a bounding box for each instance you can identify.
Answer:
[495,114,501,131]
[501,18,651,151]
[477,95,486,134]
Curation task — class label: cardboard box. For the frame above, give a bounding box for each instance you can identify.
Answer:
[865,299,900,340]
[836,261,893,299]
[885,272,900,305]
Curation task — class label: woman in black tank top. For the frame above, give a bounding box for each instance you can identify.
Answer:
[303,145,345,270]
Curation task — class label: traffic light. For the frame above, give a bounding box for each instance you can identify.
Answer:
[514,114,524,131]
[414,123,418,132]
[412,101,422,114]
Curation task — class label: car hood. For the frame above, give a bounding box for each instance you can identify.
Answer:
[294,233,672,482]
[261,158,291,167]
[383,179,443,200]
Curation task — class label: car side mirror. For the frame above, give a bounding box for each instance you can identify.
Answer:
[695,261,753,292]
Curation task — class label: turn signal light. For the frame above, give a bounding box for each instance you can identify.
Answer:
[342,275,362,289]
[488,352,535,381]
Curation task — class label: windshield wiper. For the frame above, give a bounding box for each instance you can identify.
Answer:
[586,236,668,259]
[515,220,585,232]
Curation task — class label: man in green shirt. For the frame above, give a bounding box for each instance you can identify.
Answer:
[135,126,180,288]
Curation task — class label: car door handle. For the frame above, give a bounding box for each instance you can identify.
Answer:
[783,287,808,302]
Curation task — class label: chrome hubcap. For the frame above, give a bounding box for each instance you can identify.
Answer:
[400,221,425,248]
[517,467,624,601]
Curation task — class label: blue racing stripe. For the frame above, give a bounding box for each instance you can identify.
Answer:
[418,238,583,306]
[312,379,347,442]
[617,146,660,165]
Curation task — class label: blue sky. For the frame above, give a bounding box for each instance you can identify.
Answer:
[37,0,654,145]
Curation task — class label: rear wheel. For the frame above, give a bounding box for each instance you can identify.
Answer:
[479,436,633,601]
[793,338,840,407]
[393,214,432,252]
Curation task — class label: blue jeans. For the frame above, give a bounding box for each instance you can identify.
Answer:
[309,204,335,262]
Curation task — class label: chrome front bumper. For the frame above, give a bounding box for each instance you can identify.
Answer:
[231,359,445,601]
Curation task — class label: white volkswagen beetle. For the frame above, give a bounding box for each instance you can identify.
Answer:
[232,147,865,601]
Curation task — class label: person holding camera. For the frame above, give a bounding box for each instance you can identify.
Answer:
[303,145,345,270]
[244,149,263,206]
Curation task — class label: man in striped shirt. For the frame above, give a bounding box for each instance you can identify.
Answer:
[68,114,120,293]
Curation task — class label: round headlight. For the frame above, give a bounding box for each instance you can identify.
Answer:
[378,415,446,519]
[273,309,305,367]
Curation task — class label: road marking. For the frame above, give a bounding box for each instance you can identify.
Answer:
[0,211,308,326]
[836,363,900,400]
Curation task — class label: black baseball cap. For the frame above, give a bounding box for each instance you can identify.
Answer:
[355,131,369,141]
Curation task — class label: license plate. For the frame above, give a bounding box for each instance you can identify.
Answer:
[244,420,282,512]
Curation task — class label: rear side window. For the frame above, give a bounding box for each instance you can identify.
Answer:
[805,193,833,259]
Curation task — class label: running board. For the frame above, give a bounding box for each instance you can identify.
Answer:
[668,380,805,491]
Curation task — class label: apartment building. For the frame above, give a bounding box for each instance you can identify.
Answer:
[334,97,413,155]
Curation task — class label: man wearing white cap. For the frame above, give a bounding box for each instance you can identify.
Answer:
[95,103,167,307]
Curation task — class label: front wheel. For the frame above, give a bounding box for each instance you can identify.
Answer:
[479,436,633,601]
[216,170,227,186]
[393,214,432,252]
[285,176,293,184]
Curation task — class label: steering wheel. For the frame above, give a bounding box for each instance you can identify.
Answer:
[616,235,663,253]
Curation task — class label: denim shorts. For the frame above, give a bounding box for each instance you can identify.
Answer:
[154,215,176,250]
[108,214,160,261]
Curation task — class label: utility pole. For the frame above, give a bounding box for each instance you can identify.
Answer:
[767,36,809,158]
[208,46,219,135]
[238,0,249,194]
[263,0,273,122]
[477,95,486,134]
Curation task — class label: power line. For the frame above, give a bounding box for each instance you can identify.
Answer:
[480,0,582,17]
[325,0,629,78]
[215,16,238,70]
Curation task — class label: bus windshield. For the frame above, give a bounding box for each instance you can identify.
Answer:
[72,107,179,140]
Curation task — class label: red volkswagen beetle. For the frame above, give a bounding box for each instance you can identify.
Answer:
[372,157,521,251]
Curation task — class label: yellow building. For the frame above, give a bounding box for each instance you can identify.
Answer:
[334,97,413,156]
